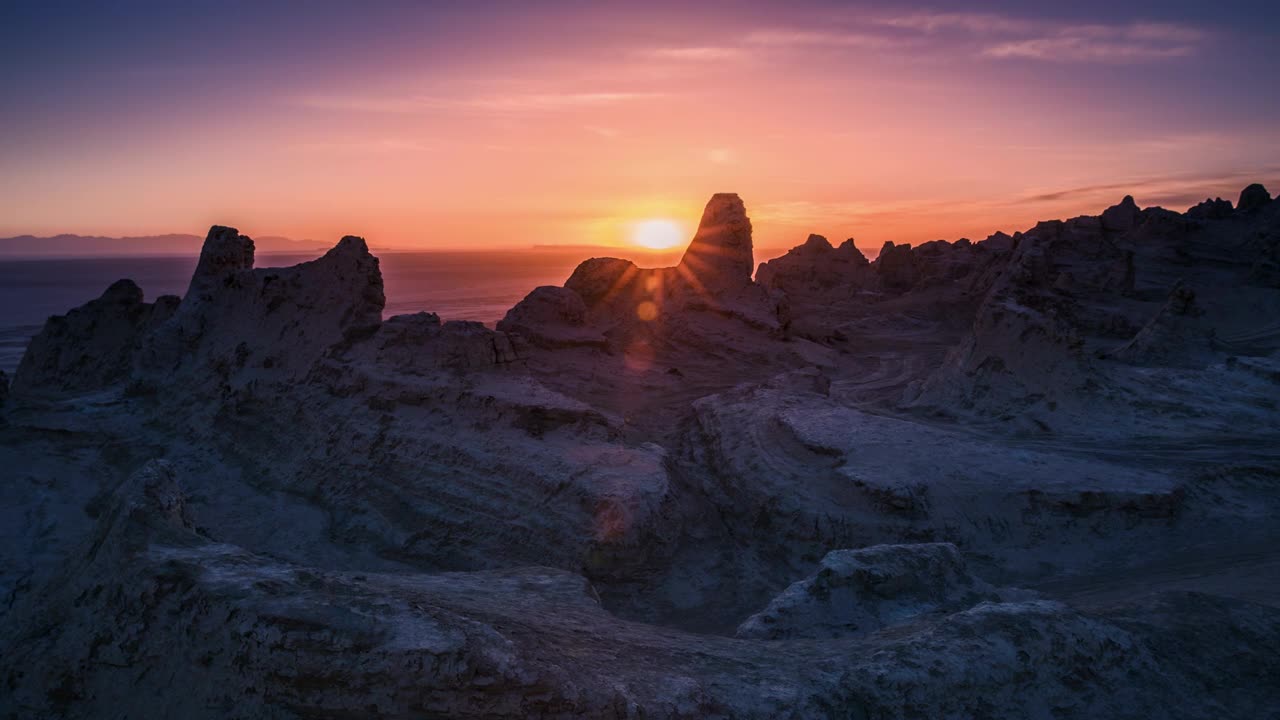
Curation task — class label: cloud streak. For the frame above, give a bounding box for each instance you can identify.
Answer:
[982,22,1206,63]
[295,91,665,115]
[633,12,1210,67]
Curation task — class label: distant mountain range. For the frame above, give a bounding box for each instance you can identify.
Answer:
[0,233,327,258]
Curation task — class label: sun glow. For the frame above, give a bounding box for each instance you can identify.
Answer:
[630,219,685,250]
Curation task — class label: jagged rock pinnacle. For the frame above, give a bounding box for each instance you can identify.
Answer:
[677,193,753,295]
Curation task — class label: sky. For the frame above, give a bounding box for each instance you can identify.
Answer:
[2,0,1279,253]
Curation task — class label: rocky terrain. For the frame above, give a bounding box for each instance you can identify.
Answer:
[2,186,1280,718]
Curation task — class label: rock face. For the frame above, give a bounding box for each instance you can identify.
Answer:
[0,370,7,405]
[911,213,1136,425]
[12,279,178,395]
[676,192,753,295]
[1238,183,1272,213]
[736,543,1000,639]
[135,228,385,393]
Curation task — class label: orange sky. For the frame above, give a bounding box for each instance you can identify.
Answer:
[2,3,1278,254]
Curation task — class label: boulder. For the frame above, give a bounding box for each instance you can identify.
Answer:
[497,286,606,349]
[736,543,1000,639]
[564,257,639,308]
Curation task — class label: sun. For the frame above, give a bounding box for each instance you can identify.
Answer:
[630,219,685,250]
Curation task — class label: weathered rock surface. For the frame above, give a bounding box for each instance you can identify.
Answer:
[736,543,1001,639]
[3,185,1280,718]
[1107,283,1213,367]
[344,312,519,371]
[3,459,1278,719]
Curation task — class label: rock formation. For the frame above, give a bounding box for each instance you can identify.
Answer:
[12,279,178,395]
[676,192,754,295]
[1187,196,1234,220]
[135,228,385,393]
[1106,282,1213,367]
[736,543,1002,639]
[1238,183,1272,213]
[3,185,1280,717]
[754,234,871,301]
[498,286,606,349]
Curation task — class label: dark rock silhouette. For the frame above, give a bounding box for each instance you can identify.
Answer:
[1101,195,1140,232]
[1239,183,1272,213]
[12,279,177,395]
[1187,197,1234,220]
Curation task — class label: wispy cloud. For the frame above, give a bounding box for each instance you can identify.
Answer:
[642,46,743,61]
[1018,168,1280,208]
[982,22,1206,63]
[871,11,1035,35]
[743,29,902,49]
[295,91,664,115]
[286,137,441,154]
[636,12,1210,66]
